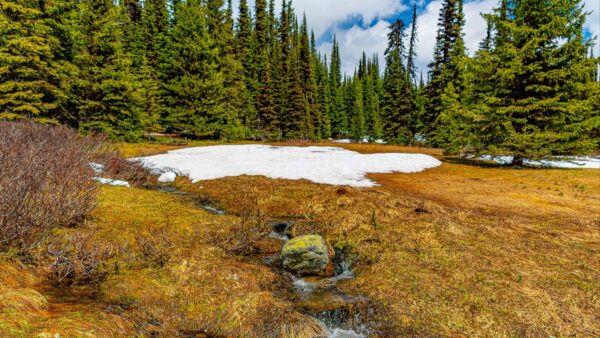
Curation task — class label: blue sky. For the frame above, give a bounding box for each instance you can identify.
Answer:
[234,0,600,75]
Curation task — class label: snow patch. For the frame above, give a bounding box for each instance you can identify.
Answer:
[475,155,600,169]
[158,171,177,183]
[332,139,353,144]
[89,162,105,174]
[94,177,130,187]
[136,145,441,187]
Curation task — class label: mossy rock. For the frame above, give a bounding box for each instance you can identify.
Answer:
[281,235,334,276]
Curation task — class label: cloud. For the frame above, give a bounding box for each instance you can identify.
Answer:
[234,0,599,74]
[583,0,599,55]
[232,0,407,37]
[319,21,390,75]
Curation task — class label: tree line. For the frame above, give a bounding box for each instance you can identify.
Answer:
[1,0,598,162]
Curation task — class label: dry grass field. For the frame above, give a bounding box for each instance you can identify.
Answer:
[1,141,598,337]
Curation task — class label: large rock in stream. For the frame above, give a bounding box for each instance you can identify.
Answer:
[281,235,334,276]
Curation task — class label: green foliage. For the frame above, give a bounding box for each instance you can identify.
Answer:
[71,0,142,141]
[2,0,596,153]
[470,0,600,161]
[0,0,65,122]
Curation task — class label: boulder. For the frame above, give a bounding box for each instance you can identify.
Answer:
[281,235,334,276]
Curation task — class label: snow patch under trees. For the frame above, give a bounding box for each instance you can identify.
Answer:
[136,145,442,187]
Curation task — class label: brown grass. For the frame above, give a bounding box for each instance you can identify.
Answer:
[2,140,598,337]
[174,144,600,337]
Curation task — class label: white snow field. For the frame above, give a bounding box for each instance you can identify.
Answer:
[136,145,442,187]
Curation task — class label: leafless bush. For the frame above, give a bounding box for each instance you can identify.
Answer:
[207,197,270,255]
[46,233,118,285]
[135,227,175,268]
[0,121,100,252]
[102,157,155,187]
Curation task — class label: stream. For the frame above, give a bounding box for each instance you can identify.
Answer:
[147,184,375,337]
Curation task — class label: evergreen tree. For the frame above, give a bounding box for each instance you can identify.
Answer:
[299,15,319,139]
[0,0,66,122]
[473,0,600,164]
[406,2,419,84]
[382,19,413,143]
[162,0,226,138]
[329,37,346,136]
[254,0,278,137]
[236,0,256,128]
[71,0,142,140]
[424,0,466,136]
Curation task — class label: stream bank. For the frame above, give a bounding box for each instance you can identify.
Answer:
[146,183,377,337]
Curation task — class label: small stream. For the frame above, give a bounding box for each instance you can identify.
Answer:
[147,184,375,337]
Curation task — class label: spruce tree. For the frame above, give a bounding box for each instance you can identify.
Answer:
[406,2,419,84]
[382,19,413,143]
[71,0,142,140]
[299,15,319,139]
[329,37,346,136]
[474,0,600,164]
[162,0,225,138]
[424,0,465,136]
[0,0,65,122]
[254,0,278,137]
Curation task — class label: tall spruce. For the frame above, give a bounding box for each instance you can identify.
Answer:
[71,0,142,140]
[473,0,600,164]
[382,19,413,143]
[0,0,65,122]
[329,37,346,136]
[424,0,466,137]
[406,2,419,84]
[162,0,226,138]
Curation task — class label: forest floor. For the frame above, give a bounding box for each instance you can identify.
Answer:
[1,141,599,337]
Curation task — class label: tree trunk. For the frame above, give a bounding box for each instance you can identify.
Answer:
[512,155,524,167]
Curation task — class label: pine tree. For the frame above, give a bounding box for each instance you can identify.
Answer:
[70,0,142,140]
[206,0,246,139]
[162,0,225,139]
[382,19,413,143]
[329,37,346,136]
[254,0,278,137]
[236,0,256,128]
[0,0,66,122]
[406,2,419,84]
[473,0,600,164]
[424,0,466,136]
[299,15,319,139]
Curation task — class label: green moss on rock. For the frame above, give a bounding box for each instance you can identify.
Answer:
[281,235,332,276]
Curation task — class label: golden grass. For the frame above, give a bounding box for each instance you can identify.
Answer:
[0,259,133,337]
[174,144,600,337]
[3,141,598,337]
[88,186,326,337]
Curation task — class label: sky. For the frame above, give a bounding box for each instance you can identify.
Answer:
[233,0,600,76]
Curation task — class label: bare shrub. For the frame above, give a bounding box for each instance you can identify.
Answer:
[207,197,270,254]
[0,121,100,252]
[135,226,175,268]
[103,157,155,187]
[46,233,118,285]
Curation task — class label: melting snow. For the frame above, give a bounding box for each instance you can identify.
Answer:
[94,177,130,187]
[475,155,600,169]
[136,145,441,187]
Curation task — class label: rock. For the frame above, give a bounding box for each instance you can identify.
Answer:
[281,235,334,276]
[158,171,177,183]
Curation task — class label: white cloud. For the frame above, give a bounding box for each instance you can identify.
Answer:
[319,21,390,75]
[234,0,599,74]
[232,0,407,37]
[583,0,599,56]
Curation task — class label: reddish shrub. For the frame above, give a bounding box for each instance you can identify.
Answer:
[0,121,99,251]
